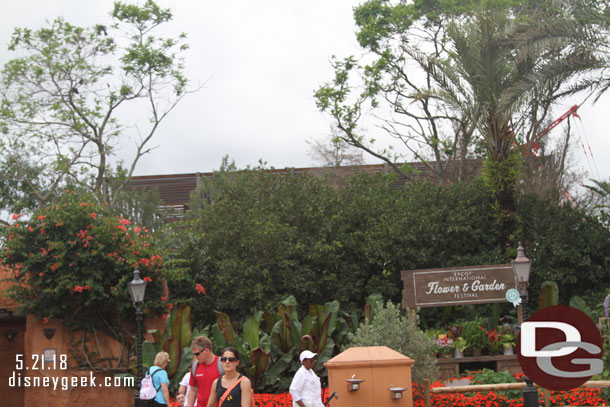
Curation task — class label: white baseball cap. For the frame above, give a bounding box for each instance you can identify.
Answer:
[300,350,318,362]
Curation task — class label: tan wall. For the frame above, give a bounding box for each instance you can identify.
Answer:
[1,318,26,407]
[1,261,168,407]
[22,315,134,407]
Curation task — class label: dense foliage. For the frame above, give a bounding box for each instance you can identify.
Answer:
[162,163,504,326]
[161,163,610,328]
[518,194,610,309]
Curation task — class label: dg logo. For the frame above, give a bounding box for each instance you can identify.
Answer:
[517,305,604,391]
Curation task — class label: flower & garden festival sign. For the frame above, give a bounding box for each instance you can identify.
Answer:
[402,264,517,308]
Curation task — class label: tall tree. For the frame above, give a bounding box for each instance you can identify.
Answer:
[306,125,365,167]
[315,0,608,249]
[0,0,192,215]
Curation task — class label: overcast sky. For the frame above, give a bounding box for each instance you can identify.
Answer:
[1,0,609,183]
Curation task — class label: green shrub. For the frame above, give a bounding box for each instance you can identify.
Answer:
[347,300,438,383]
[469,368,522,400]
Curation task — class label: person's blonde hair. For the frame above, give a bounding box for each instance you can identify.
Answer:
[154,351,170,367]
[191,336,213,352]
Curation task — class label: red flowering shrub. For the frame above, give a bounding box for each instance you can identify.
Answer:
[0,191,190,371]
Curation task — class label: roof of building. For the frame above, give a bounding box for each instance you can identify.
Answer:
[126,160,481,220]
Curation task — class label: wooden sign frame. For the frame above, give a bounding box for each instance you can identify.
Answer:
[402,264,517,308]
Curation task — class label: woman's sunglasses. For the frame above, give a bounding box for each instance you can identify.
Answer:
[220,356,238,362]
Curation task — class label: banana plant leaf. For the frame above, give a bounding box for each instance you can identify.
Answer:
[324,300,340,334]
[299,334,314,352]
[263,311,279,333]
[216,311,237,344]
[248,347,270,391]
[179,306,192,349]
[317,313,333,355]
[272,306,293,353]
[301,315,313,336]
[170,346,195,391]
[210,323,229,350]
[264,351,295,385]
[142,341,157,371]
[538,281,559,310]
[569,295,595,320]
[243,316,260,349]
[150,329,168,353]
[166,336,180,377]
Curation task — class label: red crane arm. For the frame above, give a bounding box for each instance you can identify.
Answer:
[535,104,580,140]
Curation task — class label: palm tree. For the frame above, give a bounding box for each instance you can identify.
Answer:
[420,5,605,250]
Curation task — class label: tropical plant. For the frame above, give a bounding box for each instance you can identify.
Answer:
[460,318,488,352]
[500,333,516,348]
[141,305,195,391]
[198,295,357,393]
[538,281,559,310]
[453,337,467,352]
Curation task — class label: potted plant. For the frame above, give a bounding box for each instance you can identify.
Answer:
[500,333,516,355]
[461,319,488,356]
[434,336,454,358]
[453,337,467,358]
[486,328,503,354]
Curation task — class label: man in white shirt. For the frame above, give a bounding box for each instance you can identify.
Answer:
[289,350,324,407]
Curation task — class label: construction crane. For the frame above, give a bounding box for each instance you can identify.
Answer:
[529,104,580,155]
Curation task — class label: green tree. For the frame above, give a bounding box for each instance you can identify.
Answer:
[164,160,502,326]
[0,0,192,215]
[518,192,610,309]
[315,0,608,250]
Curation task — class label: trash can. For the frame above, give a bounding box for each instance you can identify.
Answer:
[324,346,414,407]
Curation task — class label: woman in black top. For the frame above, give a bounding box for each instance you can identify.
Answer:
[207,347,252,407]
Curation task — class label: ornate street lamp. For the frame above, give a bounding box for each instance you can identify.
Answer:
[512,244,532,324]
[128,267,147,407]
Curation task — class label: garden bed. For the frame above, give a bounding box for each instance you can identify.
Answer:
[163,377,608,407]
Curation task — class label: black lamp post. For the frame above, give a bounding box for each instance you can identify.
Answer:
[512,244,532,324]
[128,267,147,407]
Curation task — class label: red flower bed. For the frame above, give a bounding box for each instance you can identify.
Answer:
[413,374,608,407]
[167,380,607,407]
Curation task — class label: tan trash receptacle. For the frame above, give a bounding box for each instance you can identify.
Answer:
[324,346,414,407]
